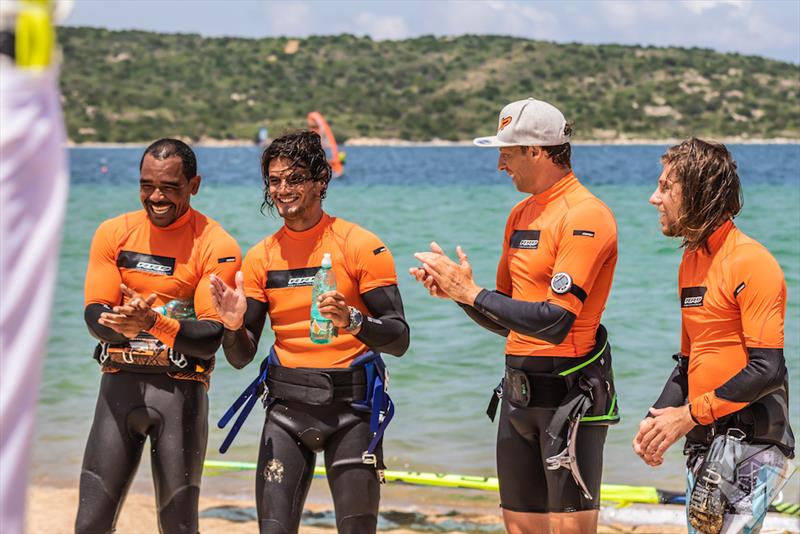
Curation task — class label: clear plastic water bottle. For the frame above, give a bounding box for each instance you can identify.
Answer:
[153,299,196,320]
[310,253,337,344]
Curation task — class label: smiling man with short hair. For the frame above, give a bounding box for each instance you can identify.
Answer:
[76,138,241,533]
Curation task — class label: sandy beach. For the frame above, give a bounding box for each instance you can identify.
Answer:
[27,484,694,534]
[28,477,800,533]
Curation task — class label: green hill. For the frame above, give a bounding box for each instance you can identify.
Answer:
[58,27,800,143]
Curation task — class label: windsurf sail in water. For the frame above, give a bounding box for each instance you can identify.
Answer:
[307,111,343,177]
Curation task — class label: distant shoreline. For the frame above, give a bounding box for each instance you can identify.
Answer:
[67,137,800,148]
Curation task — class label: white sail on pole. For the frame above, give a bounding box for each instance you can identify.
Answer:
[0,23,69,534]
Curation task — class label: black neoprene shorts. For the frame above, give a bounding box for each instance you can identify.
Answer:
[497,355,608,513]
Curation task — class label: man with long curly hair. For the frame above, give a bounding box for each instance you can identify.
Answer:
[634,138,794,534]
[209,130,410,533]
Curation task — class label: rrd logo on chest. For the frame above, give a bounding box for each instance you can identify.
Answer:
[117,251,176,276]
[287,276,315,287]
[681,286,707,308]
[510,230,541,250]
[266,267,320,289]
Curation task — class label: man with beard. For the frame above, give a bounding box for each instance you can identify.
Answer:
[210,130,409,534]
[634,138,794,534]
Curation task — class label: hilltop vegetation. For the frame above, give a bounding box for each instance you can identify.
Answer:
[58,27,800,143]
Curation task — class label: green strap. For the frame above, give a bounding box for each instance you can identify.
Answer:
[581,392,619,422]
[558,340,608,376]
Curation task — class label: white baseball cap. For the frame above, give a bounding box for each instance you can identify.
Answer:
[473,98,570,147]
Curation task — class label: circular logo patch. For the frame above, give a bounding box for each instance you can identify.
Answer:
[550,272,573,294]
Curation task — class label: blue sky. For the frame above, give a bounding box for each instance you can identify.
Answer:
[64,0,800,63]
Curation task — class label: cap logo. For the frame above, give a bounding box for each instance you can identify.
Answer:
[498,115,512,131]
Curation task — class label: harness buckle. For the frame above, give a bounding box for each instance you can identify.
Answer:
[169,350,188,369]
[727,428,746,441]
[545,416,593,500]
[578,375,594,401]
[361,452,377,466]
[99,343,110,364]
[494,380,504,399]
[260,383,271,408]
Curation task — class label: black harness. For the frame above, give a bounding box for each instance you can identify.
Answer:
[265,365,368,405]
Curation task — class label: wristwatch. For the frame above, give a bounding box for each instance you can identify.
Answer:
[345,306,364,333]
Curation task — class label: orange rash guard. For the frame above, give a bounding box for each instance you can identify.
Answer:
[680,220,786,425]
[242,213,398,368]
[84,208,241,380]
[496,172,618,357]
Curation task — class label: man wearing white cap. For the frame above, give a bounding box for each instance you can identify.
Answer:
[412,98,619,533]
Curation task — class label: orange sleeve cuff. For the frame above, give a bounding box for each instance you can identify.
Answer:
[690,392,716,425]
[147,313,180,348]
[690,391,747,425]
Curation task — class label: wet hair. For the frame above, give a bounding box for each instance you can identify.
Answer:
[260,130,332,214]
[139,138,197,180]
[541,122,573,168]
[661,138,742,251]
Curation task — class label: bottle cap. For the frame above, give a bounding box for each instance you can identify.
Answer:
[321,252,332,268]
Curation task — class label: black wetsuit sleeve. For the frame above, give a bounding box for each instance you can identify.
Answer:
[714,348,787,404]
[172,320,224,359]
[355,285,409,357]
[470,289,576,345]
[222,298,269,369]
[84,303,129,344]
[457,298,510,337]
[649,353,689,417]
[86,303,225,358]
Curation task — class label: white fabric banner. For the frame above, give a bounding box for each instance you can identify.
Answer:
[0,63,69,534]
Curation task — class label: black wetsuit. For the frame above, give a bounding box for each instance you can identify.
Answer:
[75,372,208,534]
[76,206,240,534]
[76,304,226,534]
[222,284,408,534]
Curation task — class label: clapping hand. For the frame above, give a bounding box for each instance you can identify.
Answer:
[409,242,450,298]
[98,284,157,338]
[210,271,247,330]
[412,242,482,305]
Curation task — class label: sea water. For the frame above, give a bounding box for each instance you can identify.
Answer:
[36,144,799,501]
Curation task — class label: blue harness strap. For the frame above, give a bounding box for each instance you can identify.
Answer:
[351,351,394,464]
[217,347,278,454]
[365,370,394,460]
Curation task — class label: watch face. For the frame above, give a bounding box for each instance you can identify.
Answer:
[348,307,363,331]
[550,272,573,294]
